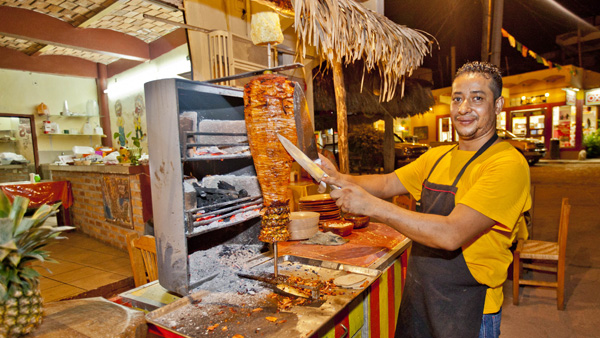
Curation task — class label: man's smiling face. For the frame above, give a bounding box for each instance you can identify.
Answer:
[450,73,503,142]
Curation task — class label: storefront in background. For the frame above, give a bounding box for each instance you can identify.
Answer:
[428,65,600,158]
[497,86,599,159]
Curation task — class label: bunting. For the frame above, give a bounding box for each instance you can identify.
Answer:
[501,28,562,70]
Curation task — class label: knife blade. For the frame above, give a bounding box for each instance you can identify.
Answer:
[236,272,321,299]
[293,82,319,162]
[204,63,303,84]
[277,134,339,189]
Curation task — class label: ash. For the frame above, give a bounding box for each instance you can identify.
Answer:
[188,244,273,296]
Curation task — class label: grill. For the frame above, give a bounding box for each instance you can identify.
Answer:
[146,79,268,296]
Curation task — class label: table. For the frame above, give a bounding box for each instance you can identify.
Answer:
[0,180,73,225]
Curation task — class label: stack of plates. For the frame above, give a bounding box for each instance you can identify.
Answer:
[298,194,341,224]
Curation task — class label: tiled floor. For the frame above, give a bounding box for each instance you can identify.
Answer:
[34,217,134,302]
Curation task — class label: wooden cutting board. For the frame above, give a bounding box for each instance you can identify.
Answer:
[279,222,408,268]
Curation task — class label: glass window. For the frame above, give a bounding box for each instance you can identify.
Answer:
[438,116,453,142]
[529,111,545,142]
[583,106,598,136]
[552,105,576,148]
[512,112,527,137]
[497,111,506,129]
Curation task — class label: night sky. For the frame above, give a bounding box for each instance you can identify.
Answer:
[384,0,600,88]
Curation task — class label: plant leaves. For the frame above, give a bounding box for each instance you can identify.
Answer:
[13,217,35,237]
[0,217,13,245]
[9,196,29,227]
[0,192,11,218]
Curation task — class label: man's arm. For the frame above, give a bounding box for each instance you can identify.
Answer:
[322,175,497,251]
[318,154,409,199]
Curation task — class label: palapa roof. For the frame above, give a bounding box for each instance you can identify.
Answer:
[312,60,435,130]
[293,0,434,102]
[257,0,434,102]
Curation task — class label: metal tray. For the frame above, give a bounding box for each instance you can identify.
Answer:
[145,255,381,337]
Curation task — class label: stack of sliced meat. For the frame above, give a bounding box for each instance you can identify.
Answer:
[244,74,297,242]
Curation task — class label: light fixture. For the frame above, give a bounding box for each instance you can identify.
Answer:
[521,96,526,100]
[545,93,550,97]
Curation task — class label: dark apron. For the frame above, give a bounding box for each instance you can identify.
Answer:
[396,134,498,338]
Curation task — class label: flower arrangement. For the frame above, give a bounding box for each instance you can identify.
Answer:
[113,131,143,165]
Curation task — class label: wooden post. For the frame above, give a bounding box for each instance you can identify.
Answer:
[332,57,349,174]
[383,113,394,173]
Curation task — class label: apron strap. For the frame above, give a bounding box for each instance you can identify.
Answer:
[451,133,499,187]
[425,144,458,181]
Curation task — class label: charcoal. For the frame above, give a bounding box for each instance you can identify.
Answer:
[218,180,237,191]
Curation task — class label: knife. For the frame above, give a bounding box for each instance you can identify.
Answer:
[293,82,319,162]
[277,134,339,190]
[204,63,303,84]
[236,272,321,299]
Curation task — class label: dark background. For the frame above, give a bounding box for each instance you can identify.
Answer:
[385,0,600,88]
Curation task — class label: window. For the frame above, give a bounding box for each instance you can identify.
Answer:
[583,106,598,137]
[552,106,576,148]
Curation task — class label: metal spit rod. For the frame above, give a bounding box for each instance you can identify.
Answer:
[273,242,278,277]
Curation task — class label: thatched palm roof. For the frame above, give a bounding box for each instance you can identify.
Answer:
[294,0,433,102]
[256,0,434,173]
[313,60,435,125]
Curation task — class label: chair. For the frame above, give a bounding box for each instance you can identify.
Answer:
[126,233,158,287]
[513,197,570,310]
[393,194,416,211]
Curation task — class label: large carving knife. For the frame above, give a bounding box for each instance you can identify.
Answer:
[277,134,340,190]
[292,82,327,192]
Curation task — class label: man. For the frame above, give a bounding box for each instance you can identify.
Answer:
[320,61,531,338]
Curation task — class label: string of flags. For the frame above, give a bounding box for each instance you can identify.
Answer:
[501,28,562,70]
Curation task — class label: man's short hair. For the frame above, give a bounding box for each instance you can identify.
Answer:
[455,61,503,100]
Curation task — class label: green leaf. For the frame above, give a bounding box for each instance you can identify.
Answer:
[114,132,120,139]
[51,226,75,232]
[13,218,35,237]
[20,267,40,280]
[0,192,11,218]
[31,203,54,222]
[7,252,20,267]
[0,218,13,245]
[0,247,12,261]
[9,196,29,226]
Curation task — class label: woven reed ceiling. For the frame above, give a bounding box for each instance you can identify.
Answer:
[0,0,184,65]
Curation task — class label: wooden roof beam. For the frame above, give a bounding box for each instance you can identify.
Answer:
[0,6,150,62]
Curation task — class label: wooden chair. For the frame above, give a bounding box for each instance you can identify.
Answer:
[126,233,158,287]
[393,194,416,211]
[513,197,570,310]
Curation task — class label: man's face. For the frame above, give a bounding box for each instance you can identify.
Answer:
[450,73,503,141]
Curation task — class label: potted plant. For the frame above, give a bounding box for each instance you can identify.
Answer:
[0,194,74,336]
[113,131,144,165]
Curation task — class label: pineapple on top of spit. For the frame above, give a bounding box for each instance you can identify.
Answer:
[244,74,297,243]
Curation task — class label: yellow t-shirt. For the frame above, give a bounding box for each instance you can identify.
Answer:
[395,141,531,314]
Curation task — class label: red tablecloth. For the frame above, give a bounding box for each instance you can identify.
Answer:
[0,181,73,209]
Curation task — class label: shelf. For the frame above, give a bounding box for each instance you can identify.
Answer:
[48,113,101,117]
[46,133,106,137]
